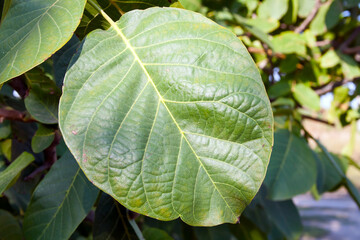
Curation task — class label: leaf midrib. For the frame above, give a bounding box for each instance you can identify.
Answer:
[96,7,237,219]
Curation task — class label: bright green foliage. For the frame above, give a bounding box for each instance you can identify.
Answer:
[257,0,289,20]
[293,83,321,111]
[23,151,99,240]
[265,130,316,200]
[272,31,306,55]
[0,209,22,240]
[31,124,55,153]
[0,152,34,195]
[310,0,342,35]
[60,7,273,226]
[0,0,87,84]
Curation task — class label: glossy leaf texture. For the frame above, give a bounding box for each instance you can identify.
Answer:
[0,0,86,83]
[23,151,99,240]
[265,129,316,200]
[59,7,273,226]
[0,152,34,195]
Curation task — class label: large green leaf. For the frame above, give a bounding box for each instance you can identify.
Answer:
[59,7,273,226]
[0,209,22,240]
[0,152,34,195]
[265,129,316,200]
[0,0,86,84]
[23,151,99,240]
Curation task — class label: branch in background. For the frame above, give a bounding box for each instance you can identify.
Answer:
[315,77,360,95]
[294,0,322,33]
[339,26,360,53]
[343,46,360,54]
[302,115,335,126]
[25,130,61,180]
[0,108,35,122]
[8,75,28,99]
[109,0,125,15]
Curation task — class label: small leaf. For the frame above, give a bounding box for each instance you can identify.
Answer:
[272,31,306,55]
[246,18,280,33]
[320,49,340,69]
[337,52,360,79]
[0,152,34,195]
[293,83,320,111]
[93,193,137,240]
[310,0,342,35]
[179,0,201,11]
[298,0,315,18]
[0,139,12,161]
[0,120,11,140]
[265,129,316,200]
[0,0,87,83]
[0,209,22,240]
[31,125,55,153]
[24,68,61,124]
[257,0,289,20]
[268,81,292,99]
[60,7,273,226]
[23,151,99,240]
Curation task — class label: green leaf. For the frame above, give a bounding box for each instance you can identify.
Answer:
[0,0,86,84]
[229,218,267,240]
[283,0,299,24]
[60,7,273,226]
[31,125,55,153]
[262,199,302,240]
[265,129,316,200]
[0,139,12,161]
[298,0,315,18]
[279,54,299,73]
[53,35,80,87]
[93,193,137,240]
[0,209,22,240]
[245,18,280,33]
[257,0,289,20]
[320,49,340,68]
[0,152,34,195]
[344,178,360,208]
[23,151,99,240]
[143,227,174,240]
[337,52,360,79]
[314,150,347,194]
[293,83,320,111]
[310,0,342,35]
[233,14,274,49]
[272,31,306,55]
[268,81,292,99]
[24,68,61,124]
[0,120,11,140]
[179,0,202,11]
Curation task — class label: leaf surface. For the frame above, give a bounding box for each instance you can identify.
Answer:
[23,151,99,240]
[0,0,86,83]
[265,129,316,200]
[60,7,273,226]
[0,209,22,240]
[31,124,55,153]
[0,152,34,195]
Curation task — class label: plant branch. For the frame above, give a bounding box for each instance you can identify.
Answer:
[315,77,360,95]
[109,0,125,15]
[294,0,322,33]
[302,115,335,126]
[339,26,360,52]
[0,108,35,122]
